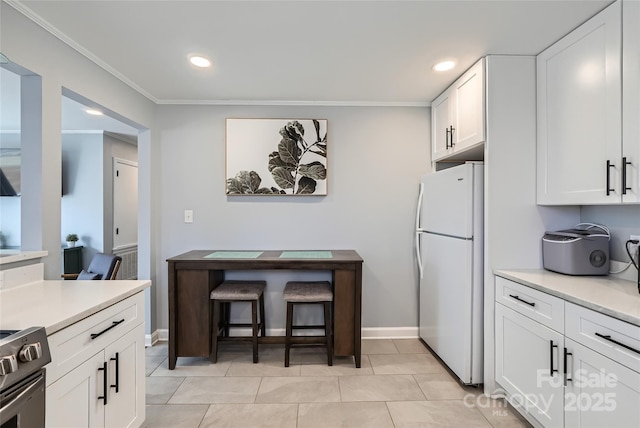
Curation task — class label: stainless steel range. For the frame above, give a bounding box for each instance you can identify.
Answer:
[0,327,51,428]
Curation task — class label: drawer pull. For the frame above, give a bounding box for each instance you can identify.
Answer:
[550,340,559,377]
[90,319,125,340]
[508,294,535,307]
[595,333,640,355]
[98,361,108,405]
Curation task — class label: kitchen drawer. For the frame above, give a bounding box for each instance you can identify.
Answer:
[46,291,144,385]
[565,302,640,373]
[495,276,564,333]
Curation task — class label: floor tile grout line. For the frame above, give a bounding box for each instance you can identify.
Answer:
[143,341,531,427]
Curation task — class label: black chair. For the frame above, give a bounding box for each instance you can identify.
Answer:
[62,252,122,280]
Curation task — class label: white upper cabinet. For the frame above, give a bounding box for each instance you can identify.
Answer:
[431,58,485,162]
[537,0,639,205]
[432,91,453,161]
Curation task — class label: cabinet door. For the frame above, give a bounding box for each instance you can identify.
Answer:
[452,58,485,151]
[104,324,145,428]
[432,90,453,161]
[565,338,640,428]
[46,352,105,428]
[495,303,564,428]
[537,1,622,205]
[622,0,640,203]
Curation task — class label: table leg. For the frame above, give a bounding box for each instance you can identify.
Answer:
[333,269,359,366]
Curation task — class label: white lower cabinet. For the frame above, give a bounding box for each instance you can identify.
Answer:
[46,292,146,428]
[564,338,640,428]
[47,352,105,427]
[496,277,640,428]
[495,303,565,427]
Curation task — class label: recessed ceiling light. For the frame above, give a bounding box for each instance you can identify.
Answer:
[189,56,212,68]
[432,60,456,72]
[85,109,103,116]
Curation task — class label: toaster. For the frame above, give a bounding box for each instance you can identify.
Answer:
[542,224,610,275]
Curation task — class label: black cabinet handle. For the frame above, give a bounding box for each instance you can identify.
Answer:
[449,125,455,147]
[508,294,535,307]
[90,319,125,340]
[595,332,640,355]
[550,340,558,377]
[606,160,615,195]
[622,157,632,195]
[98,361,108,405]
[110,352,119,393]
[563,347,573,386]
[445,127,451,149]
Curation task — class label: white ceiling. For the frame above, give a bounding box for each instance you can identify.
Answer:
[9,0,612,107]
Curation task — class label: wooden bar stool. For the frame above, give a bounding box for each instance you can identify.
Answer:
[283,281,333,367]
[210,280,266,363]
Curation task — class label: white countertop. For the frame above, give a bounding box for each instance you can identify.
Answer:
[0,250,48,265]
[0,279,151,335]
[495,269,640,327]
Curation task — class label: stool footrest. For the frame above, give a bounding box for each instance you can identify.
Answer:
[290,325,327,330]
[286,336,330,342]
[218,322,263,329]
[217,336,263,342]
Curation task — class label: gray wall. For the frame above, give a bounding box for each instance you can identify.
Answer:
[581,205,640,262]
[156,105,430,333]
[61,133,104,264]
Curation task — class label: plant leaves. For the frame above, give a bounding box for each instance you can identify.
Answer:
[278,138,301,165]
[296,177,317,194]
[255,187,275,194]
[271,167,295,189]
[268,151,296,172]
[287,121,305,139]
[232,170,262,193]
[298,161,326,180]
[313,120,321,142]
[279,121,305,143]
[226,177,244,194]
[308,149,326,158]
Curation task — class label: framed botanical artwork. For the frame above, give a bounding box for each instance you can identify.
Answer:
[225,118,328,195]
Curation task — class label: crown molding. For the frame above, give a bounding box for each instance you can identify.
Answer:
[7,0,159,103]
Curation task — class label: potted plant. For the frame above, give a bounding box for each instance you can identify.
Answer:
[65,233,79,247]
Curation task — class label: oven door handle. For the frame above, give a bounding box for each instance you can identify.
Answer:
[0,373,45,422]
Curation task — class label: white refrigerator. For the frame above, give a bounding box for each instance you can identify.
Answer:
[415,162,484,385]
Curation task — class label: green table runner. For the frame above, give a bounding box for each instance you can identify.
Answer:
[203,251,263,259]
[279,251,333,259]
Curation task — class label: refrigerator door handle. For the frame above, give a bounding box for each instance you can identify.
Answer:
[416,183,424,279]
[416,231,424,279]
[415,183,424,231]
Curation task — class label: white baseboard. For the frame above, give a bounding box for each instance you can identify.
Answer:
[362,327,419,339]
[147,326,419,344]
[145,330,160,347]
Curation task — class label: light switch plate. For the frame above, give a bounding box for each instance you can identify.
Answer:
[184,210,193,223]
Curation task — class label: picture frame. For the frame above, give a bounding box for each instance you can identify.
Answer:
[225,118,328,196]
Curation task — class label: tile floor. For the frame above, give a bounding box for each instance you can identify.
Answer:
[144,339,532,428]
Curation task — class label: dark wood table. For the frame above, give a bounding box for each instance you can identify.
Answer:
[166,249,364,369]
